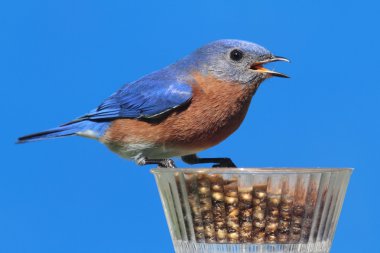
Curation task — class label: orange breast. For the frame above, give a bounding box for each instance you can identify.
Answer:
[102,73,258,153]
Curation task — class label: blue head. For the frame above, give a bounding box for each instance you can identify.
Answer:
[176,39,289,84]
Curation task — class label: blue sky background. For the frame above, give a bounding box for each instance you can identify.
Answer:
[1,0,379,252]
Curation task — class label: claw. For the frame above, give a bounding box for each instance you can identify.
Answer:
[158,159,176,168]
[212,159,237,168]
[181,154,237,168]
[137,157,176,168]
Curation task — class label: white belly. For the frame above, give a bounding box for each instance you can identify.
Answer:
[103,141,201,161]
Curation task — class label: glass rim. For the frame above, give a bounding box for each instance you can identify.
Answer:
[151,167,353,175]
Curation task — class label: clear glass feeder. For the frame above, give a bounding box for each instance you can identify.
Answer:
[151,168,352,253]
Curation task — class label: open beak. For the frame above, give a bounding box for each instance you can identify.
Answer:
[250,56,290,78]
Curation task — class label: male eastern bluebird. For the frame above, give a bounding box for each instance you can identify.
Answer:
[18,39,289,168]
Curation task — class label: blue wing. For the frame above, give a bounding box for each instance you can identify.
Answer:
[18,76,193,143]
[76,78,193,121]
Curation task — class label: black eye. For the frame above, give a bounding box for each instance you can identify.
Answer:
[230,49,244,61]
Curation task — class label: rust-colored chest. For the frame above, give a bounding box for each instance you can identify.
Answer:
[160,74,257,150]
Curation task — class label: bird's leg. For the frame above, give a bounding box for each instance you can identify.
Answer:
[137,157,177,168]
[181,154,237,168]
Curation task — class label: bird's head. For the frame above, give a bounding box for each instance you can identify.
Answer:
[186,39,289,85]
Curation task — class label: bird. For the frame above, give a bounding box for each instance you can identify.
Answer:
[18,39,289,168]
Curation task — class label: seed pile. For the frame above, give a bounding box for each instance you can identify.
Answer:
[224,179,240,243]
[210,175,228,242]
[252,186,267,243]
[197,175,216,242]
[185,174,320,244]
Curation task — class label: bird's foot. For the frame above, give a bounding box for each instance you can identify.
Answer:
[137,157,177,168]
[182,154,237,168]
[157,159,176,168]
[211,158,237,168]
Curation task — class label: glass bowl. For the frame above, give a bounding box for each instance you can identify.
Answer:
[151,168,352,253]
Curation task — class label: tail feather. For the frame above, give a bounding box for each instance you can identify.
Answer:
[17,120,110,143]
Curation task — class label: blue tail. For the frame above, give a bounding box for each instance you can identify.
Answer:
[17,120,110,143]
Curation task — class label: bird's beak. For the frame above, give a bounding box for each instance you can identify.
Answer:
[250,56,290,78]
